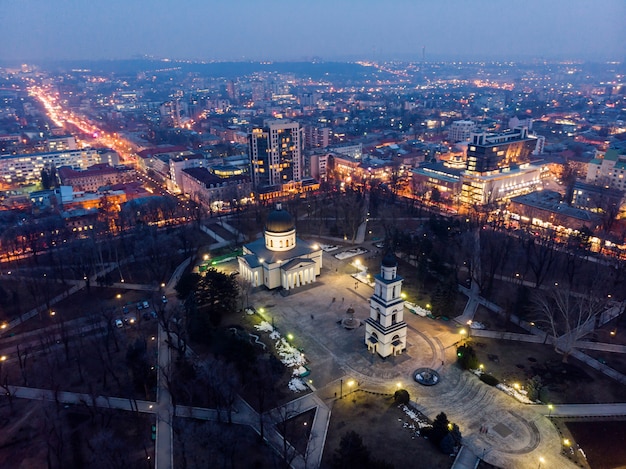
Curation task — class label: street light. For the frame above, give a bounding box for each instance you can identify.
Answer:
[548,404,553,417]
[354,259,361,275]
[538,456,545,468]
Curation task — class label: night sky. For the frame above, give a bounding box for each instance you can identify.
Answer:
[1,0,625,62]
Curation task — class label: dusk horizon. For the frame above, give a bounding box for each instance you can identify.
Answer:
[2,0,625,63]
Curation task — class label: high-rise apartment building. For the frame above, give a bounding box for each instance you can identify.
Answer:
[304,125,330,149]
[249,120,304,190]
[448,120,476,142]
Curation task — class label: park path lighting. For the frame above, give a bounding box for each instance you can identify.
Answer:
[287,333,294,341]
[563,438,571,447]
[354,259,361,275]
[203,254,209,261]
[548,404,553,417]
[396,382,402,390]
[538,456,545,468]
[348,380,355,397]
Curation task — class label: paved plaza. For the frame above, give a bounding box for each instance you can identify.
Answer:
[247,249,580,469]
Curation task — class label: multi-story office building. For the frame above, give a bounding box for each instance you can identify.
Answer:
[448,120,476,142]
[460,127,544,205]
[57,163,134,192]
[249,120,304,191]
[0,149,118,186]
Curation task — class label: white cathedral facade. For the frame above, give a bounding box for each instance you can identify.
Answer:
[365,251,408,358]
[238,204,323,291]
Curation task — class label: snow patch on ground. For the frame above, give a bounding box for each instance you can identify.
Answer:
[254,321,308,392]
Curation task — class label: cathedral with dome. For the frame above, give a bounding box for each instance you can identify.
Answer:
[237,204,323,291]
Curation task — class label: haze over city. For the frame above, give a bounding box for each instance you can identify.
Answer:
[2,1,626,469]
[2,0,626,63]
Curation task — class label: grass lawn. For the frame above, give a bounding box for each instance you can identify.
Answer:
[565,419,626,469]
[321,391,453,469]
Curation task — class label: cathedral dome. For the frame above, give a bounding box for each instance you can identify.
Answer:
[265,204,295,233]
[381,249,398,268]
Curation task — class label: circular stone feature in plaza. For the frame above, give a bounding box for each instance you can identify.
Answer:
[414,368,440,386]
[341,306,360,329]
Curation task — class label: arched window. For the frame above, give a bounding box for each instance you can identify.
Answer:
[270,240,273,247]
[279,240,283,248]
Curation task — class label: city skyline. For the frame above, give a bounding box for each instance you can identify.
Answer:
[2,0,625,63]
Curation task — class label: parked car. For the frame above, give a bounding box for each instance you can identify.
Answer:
[122,305,129,314]
[136,302,144,310]
[114,319,123,328]
[150,311,158,319]
[142,300,149,309]
[161,295,168,304]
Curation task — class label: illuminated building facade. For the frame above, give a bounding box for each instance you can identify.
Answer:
[365,251,407,358]
[0,149,118,186]
[238,204,322,290]
[460,127,544,205]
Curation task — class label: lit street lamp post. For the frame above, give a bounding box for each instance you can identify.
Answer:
[340,379,343,399]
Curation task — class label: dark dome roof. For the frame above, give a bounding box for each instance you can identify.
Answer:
[265,204,295,233]
[382,249,397,268]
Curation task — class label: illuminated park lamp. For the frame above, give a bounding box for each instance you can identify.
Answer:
[287,333,294,341]
[396,382,402,389]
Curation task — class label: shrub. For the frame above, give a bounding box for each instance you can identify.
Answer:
[394,389,410,405]
[456,345,479,370]
[479,373,499,386]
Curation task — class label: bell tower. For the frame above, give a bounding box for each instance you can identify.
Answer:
[364,250,407,358]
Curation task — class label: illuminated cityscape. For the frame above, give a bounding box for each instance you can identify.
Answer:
[0,1,625,469]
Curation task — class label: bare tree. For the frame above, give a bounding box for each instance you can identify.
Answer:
[532,288,606,362]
